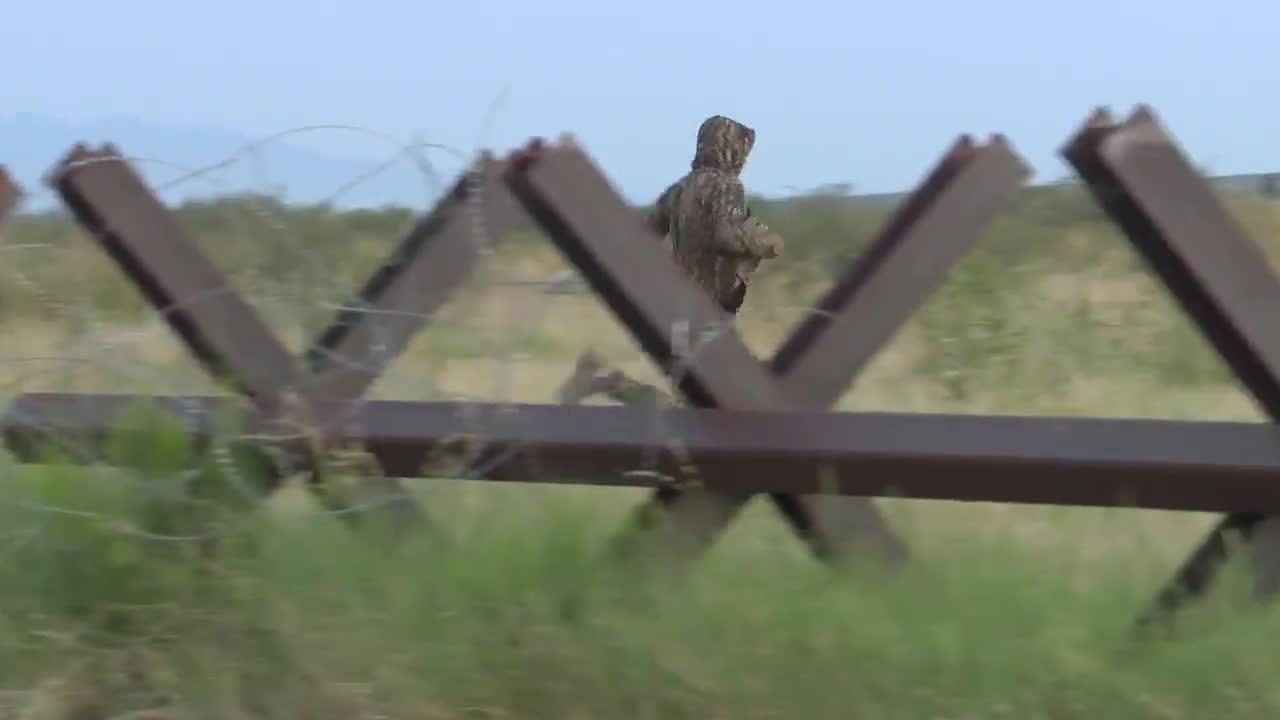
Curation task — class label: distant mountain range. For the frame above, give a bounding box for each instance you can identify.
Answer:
[4,113,1278,214]
[0,113,465,212]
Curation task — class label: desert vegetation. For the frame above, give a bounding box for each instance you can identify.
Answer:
[1,180,1280,717]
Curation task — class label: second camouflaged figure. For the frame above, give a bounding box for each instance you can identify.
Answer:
[557,114,784,406]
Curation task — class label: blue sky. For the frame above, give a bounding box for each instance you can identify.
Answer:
[2,0,1276,203]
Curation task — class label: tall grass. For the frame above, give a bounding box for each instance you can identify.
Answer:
[1,185,1280,717]
[1,449,1277,718]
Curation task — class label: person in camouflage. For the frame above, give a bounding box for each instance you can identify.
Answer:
[557,114,784,407]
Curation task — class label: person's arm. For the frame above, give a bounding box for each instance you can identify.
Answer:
[646,182,678,239]
[705,176,783,259]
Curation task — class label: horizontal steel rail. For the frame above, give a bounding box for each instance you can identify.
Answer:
[9,392,1280,514]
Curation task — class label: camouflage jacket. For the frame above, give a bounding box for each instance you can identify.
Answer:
[647,115,784,313]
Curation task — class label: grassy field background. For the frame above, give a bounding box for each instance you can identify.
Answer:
[1,179,1280,717]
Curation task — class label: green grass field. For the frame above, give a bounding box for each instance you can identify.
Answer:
[2,184,1280,717]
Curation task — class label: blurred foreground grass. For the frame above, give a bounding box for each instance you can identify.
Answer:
[0,184,1279,717]
[0,460,1276,719]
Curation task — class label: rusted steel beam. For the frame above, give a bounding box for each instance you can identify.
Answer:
[768,134,1031,561]
[10,393,1280,513]
[44,145,523,534]
[504,134,1027,566]
[1063,106,1280,625]
[293,155,522,532]
[302,154,525,400]
[772,134,1030,405]
[505,136,804,562]
[506,137,789,411]
[48,145,301,411]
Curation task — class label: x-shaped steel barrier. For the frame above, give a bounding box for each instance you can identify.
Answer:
[41,144,526,532]
[502,134,1029,566]
[8,107,1280,627]
[5,131,1030,567]
[1062,107,1280,626]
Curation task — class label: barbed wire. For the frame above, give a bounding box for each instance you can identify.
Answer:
[0,121,806,558]
[0,119,1255,562]
[8,101,1280,719]
[0,124,628,548]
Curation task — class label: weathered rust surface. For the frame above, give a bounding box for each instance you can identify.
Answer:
[11,393,1280,514]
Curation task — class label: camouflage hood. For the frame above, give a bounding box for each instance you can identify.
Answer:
[690,115,756,175]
